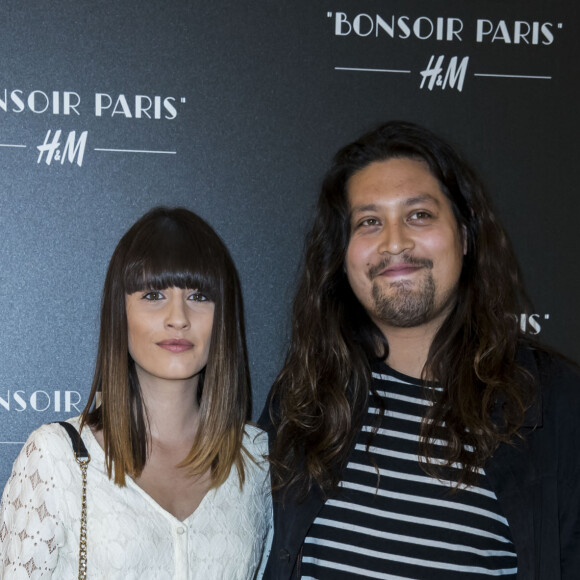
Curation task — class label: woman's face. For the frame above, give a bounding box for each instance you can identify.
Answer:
[125,287,215,387]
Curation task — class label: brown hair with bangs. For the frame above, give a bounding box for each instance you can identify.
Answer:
[80,206,251,488]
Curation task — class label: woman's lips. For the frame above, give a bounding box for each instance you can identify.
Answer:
[156,339,194,353]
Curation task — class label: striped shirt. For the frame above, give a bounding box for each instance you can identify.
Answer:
[300,364,517,579]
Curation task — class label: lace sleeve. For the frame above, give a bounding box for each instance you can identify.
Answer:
[0,427,67,578]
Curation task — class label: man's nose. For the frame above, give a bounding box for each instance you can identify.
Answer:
[377,222,414,255]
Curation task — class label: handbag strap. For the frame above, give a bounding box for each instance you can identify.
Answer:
[57,421,89,458]
[56,421,90,580]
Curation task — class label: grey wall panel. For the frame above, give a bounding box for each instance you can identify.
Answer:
[0,0,578,487]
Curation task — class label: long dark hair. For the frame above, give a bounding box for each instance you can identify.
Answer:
[81,207,251,487]
[268,121,534,496]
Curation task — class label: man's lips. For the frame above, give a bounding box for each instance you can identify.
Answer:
[156,339,194,353]
[368,256,433,280]
[379,264,422,277]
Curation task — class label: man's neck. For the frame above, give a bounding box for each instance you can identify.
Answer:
[378,319,443,379]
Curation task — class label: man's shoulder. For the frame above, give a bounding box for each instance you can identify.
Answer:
[541,352,580,406]
[522,346,580,392]
[519,346,580,430]
[521,348,580,479]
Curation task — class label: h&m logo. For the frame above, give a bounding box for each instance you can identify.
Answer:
[37,130,87,167]
[420,55,469,92]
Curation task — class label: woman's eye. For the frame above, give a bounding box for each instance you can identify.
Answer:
[143,291,164,301]
[188,292,208,302]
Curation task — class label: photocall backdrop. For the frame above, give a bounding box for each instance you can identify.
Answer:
[0,0,578,487]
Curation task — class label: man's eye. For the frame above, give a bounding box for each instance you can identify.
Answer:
[410,211,432,220]
[143,291,164,301]
[357,218,380,228]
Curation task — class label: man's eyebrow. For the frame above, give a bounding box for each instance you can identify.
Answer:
[350,204,379,214]
[350,194,441,214]
[404,193,441,206]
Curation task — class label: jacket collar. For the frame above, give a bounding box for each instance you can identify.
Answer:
[516,345,543,429]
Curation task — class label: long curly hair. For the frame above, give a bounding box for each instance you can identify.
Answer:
[268,121,534,497]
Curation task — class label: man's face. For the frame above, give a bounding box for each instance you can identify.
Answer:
[344,157,466,333]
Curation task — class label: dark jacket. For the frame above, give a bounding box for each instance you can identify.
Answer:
[258,348,580,580]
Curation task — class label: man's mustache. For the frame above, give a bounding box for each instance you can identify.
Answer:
[368,255,434,279]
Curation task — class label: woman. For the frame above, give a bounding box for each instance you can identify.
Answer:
[0,207,272,579]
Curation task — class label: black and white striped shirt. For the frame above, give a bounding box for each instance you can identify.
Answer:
[300,364,517,579]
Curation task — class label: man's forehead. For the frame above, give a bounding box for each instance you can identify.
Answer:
[347,156,441,191]
[349,193,443,214]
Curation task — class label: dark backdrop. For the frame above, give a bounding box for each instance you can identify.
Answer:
[1,0,578,487]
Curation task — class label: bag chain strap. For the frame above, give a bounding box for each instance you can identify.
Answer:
[75,452,90,579]
[55,421,91,579]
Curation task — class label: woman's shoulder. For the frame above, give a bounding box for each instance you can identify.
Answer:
[5,418,82,480]
[241,423,269,469]
[243,423,268,450]
[3,417,83,506]
[21,416,82,454]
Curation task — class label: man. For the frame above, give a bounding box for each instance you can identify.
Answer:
[259,121,580,579]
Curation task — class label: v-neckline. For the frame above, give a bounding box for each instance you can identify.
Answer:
[82,423,216,524]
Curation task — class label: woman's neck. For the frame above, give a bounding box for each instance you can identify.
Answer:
[137,374,201,443]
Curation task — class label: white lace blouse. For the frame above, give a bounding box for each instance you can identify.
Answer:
[0,417,272,579]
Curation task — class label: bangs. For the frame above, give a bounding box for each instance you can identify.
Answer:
[122,214,222,300]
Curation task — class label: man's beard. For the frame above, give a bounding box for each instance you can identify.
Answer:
[368,256,436,328]
[371,273,436,328]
